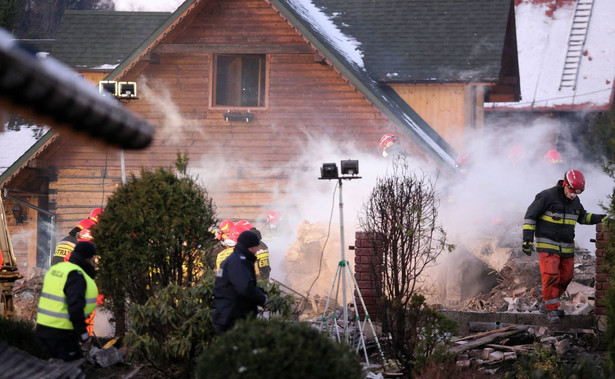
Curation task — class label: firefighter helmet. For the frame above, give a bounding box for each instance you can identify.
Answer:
[564,169,585,194]
[219,220,234,233]
[379,134,397,151]
[89,208,103,223]
[235,219,253,230]
[543,149,562,166]
[226,223,251,246]
[78,228,93,242]
[77,218,96,231]
[266,211,280,228]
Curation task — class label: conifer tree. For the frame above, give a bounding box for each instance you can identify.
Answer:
[94,155,217,336]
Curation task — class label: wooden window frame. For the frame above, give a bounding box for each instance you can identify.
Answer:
[210,53,270,110]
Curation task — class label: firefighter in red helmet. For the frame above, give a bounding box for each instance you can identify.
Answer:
[523,169,605,324]
[543,149,563,166]
[379,133,406,159]
[89,208,103,223]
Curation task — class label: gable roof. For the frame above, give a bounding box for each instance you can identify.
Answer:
[305,0,514,83]
[51,10,170,70]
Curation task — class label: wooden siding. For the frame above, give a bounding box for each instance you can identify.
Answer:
[390,84,485,152]
[17,0,437,269]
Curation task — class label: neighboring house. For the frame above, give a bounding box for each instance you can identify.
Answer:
[0,0,518,276]
[485,0,615,158]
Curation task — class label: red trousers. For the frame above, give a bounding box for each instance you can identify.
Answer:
[539,253,574,311]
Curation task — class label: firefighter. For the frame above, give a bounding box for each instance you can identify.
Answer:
[543,149,563,166]
[522,169,605,324]
[216,222,271,279]
[379,133,407,159]
[36,241,98,361]
[51,218,96,266]
[212,230,268,334]
[266,210,281,231]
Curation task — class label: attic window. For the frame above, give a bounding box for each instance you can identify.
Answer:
[213,54,267,108]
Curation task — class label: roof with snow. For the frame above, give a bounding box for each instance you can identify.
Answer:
[488,0,615,111]
[51,10,170,70]
[305,0,515,83]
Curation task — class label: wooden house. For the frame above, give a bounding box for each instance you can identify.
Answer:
[0,0,519,276]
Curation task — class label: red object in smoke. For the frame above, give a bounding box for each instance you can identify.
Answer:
[543,149,563,166]
[89,207,103,223]
[267,211,280,225]
[508,145,524,164]
[379,133,397,150]
[564,169,585,194]
[77,218,96,231]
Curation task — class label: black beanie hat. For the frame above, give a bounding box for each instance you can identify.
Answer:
[73,241,96,259]
[237,230,260,248]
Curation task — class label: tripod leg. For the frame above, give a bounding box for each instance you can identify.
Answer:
[319,262,342,341]
[342,264,370,365]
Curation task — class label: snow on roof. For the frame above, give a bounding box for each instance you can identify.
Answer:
[488,0,615,110]
[286,0,364,69]
[0,126,47,175]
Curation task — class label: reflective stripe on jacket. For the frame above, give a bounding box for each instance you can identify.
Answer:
[216,247,234,270]
[37,262,98,330]
[523,182,602,257]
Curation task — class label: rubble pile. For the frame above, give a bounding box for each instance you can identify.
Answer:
[12,270,43,322]
[458,249,595,314]
[451,323,600,375]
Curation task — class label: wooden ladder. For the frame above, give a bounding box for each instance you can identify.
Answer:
[558,0,594,90]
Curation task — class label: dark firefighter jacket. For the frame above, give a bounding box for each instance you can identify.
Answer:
[523,180,603,257]
[213,242,267,330]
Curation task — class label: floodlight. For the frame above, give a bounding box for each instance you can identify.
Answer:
[118,81,137,98]
[320,163,338,179]
[341,160,359,176]
[98,80,117,97]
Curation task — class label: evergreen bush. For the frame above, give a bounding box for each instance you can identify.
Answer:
[196,318,363,379]
[0,317,44,358]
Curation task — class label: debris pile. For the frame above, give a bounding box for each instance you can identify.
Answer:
[11,270,43,322]
[457,249,595,315]
[450,323,600,375]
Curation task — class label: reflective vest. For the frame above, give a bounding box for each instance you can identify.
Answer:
[216,247,234,270]
[37,262,98,330]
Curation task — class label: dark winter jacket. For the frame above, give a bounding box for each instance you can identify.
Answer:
[212,242,267,332]
[523,180,604,257]
[36,252,97,340]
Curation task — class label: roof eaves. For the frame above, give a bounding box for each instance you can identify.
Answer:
[0,130,58,187]
[106,0,200,80]
[270,0,456,172]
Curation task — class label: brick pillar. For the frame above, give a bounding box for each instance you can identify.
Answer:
[594,223,610,316]
[354,231,382,322]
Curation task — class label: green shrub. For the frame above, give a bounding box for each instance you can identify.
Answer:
[196,318,363,379]
[124,271,217,377]
[0,317,45,358]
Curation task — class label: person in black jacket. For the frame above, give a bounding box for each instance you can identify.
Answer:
[36,241,98,361]
[523,169,605,324]
[213,230,268,334]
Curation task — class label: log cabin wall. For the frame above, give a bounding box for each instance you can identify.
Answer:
[37,0,434,252]
[390,83,485,152]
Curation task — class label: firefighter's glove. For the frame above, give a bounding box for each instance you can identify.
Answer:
[522,240,533,256]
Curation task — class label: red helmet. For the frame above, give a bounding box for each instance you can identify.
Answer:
[543,149,562,166]
[379,134,397,150]
[78,228,93,242]
[219,220,234,233]
[226,224,251,245]
[564,170,585,194]
[267,211,280,224]
[235,219,253,230]
[78,218,96,231]
[90,208,103,223]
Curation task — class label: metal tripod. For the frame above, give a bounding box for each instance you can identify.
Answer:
[318,178,384,366]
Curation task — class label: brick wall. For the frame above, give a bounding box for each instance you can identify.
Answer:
[354,232,382,322]
[595,223,609,316]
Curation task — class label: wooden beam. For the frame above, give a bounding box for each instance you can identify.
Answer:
[154,43,312,54]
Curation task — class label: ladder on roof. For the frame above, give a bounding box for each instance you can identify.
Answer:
[559,0,594,90]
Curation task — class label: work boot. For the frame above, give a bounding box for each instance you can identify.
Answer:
[548,310,560,324]
[540,303,565,317]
